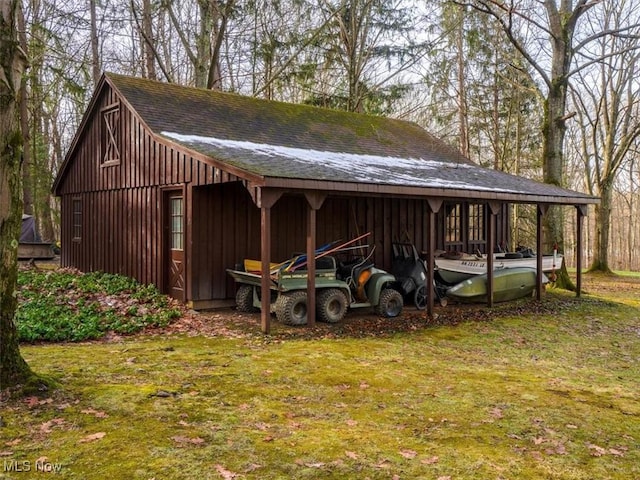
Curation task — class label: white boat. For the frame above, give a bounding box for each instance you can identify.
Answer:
[435,252,562,285]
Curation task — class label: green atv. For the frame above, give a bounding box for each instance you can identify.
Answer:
[227,254,404,325]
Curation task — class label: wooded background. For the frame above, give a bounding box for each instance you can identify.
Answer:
[19,0,640,272]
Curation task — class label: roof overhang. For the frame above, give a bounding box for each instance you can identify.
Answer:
[260,178,599,206]
[160,131,599,207]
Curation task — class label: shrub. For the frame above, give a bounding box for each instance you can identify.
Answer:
[16,269,182,342]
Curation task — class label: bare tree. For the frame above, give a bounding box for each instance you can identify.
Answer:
[141,0,157,79]
[0,0,34,391]
[461,0,640,286]
[422,2,541,173]
[17,4,32,217]
[312,0,422,113]
[570,0,640,272]
[160,0,236,89]
[89,0,101,85]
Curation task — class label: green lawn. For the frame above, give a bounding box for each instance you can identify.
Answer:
[1,274,638,479]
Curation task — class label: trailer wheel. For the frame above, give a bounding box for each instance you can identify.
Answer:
[375,288,403,318]
[275,291,308,325]
[414,285,427,310]
[317,288,348,323]
[235,285,258,313]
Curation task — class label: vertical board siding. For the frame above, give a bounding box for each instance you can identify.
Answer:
[58,83,510,305]
[191,182,260,301]
[58,84,240,293]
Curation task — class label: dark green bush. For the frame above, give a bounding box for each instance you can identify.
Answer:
[16,269,182,342]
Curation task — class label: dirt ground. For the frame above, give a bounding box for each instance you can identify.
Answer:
[24,258,639,341]
[148,273,640,340]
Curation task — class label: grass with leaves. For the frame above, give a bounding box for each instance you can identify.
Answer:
[0,271,638,479]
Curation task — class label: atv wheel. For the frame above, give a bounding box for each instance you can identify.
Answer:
[317,288,348,323]
[413,284,427,311]
[235,285,258,313]
[375,288,403,318]
[275,291,308,325]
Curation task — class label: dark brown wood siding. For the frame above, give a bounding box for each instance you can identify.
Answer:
[191,182,259,301]
[58,84,242,292]
[58,82,512,306]
[57,86,241,196]
[60,187,163,284]
[189,188,511,303]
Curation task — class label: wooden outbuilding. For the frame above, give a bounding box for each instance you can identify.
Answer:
[53,73,598,332]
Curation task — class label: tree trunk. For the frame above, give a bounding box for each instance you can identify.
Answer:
[541,79,568,250]
[0,0,33,390]
[142,0,157,80]
[541,88,575,288]
[456,8,469,158]
[17,5,31,216]
[89,0,101,86]
[590,183,613,273]
[39,110,55,243]
[194,1,212,88]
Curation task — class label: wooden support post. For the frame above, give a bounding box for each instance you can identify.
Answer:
[426,199,442,320]
[576,205,588,297]
[257,188,283,334]
[536,205,548,300]
[305,192,326,327]
[260,206,271,334]
[486,202,500,308]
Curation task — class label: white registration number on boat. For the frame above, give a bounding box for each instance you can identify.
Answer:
[460,261,484,268]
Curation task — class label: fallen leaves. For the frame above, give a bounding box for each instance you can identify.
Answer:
[588,443,627,457]
[215,464,238,479]
[80,408,109,418]
[399,449,418,459]
[79,432,106,443]
[5,272,637,480]
[488,406,504,420]
[171,435,205,446]
[40,418,66,434]
[24,396,53,408]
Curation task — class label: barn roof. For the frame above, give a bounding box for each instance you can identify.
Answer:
[56,73,598,205]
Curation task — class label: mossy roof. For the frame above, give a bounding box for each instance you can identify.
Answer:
[64,73,598,204]
[107,72,468,161]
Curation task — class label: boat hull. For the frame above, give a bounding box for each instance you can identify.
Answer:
[435,254,561,285]
[446,267,546,303]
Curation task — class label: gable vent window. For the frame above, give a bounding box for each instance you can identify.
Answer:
[101,102,121,166]
[72,198,82,242]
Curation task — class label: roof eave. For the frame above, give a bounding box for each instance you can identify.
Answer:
[262,177,600,206]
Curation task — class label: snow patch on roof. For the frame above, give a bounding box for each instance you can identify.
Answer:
[164,131,464,170]
[161,131,520,193]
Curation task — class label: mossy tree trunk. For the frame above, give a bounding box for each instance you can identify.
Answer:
[590,185,614,273]
[0,0,33,390]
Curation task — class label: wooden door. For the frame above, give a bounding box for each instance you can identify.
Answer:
[165,191,185,301]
